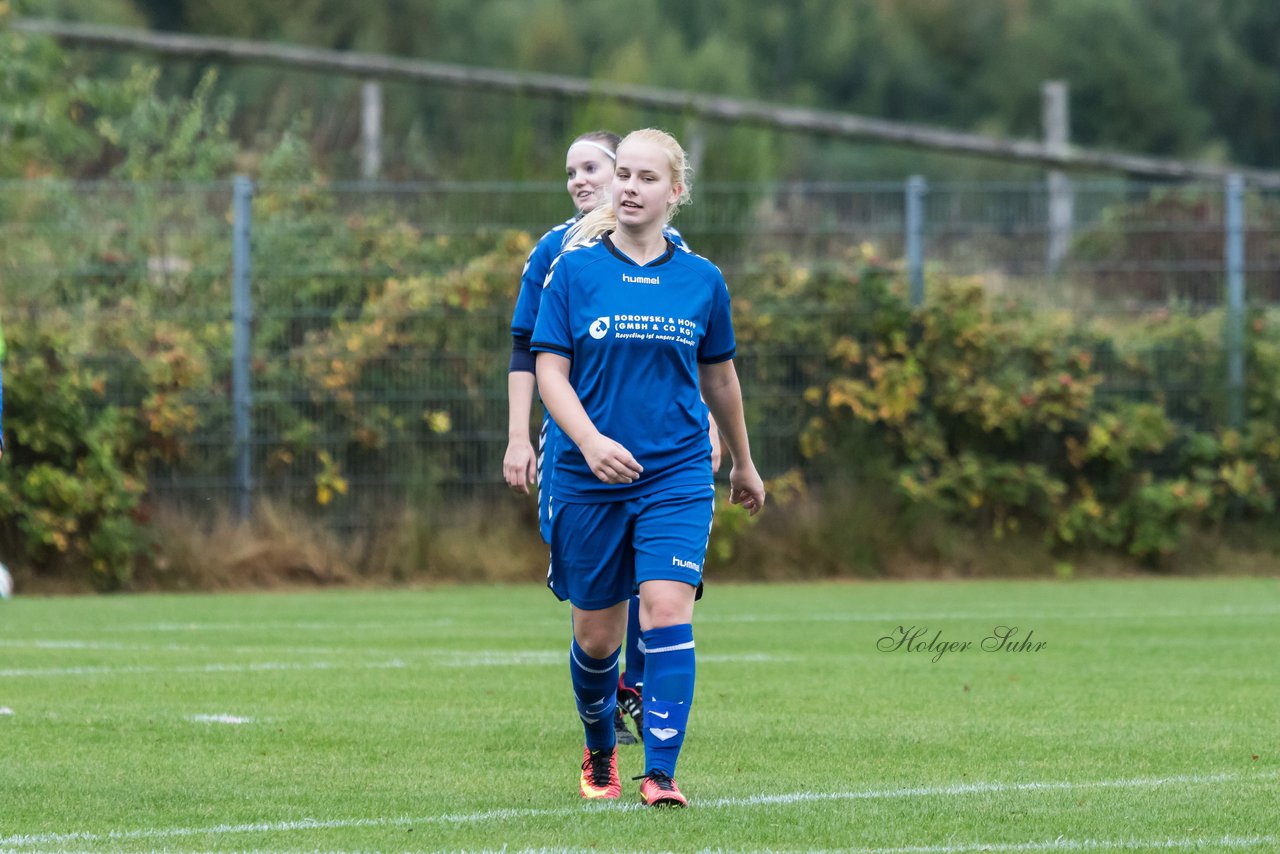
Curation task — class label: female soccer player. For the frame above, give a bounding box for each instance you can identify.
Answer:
[531,128,765,806]
[504,131,712,745]
[505,130,623,509]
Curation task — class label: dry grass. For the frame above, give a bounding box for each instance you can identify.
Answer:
[712,484,1280,582]
[138,498,549,591]
[25,488,1280,595]
[139,501,359,591]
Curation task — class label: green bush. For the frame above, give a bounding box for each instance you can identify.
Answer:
[0,312,197,589]
[800,272,1280,563]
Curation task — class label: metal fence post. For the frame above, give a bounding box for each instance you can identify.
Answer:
[361,80,383,180]
[232,175,255,521]
[906,175,926,307]
[1043,81,1073,275]
[1224,173,1245,429]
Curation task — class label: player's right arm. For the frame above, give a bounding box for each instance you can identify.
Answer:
[503,228,562,492]
[535,352,641,485]
[530,257,641,486]
[503,370,536,492]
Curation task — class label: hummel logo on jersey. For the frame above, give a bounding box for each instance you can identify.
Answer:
[672,556,700,571]
[589,317,610,339]
[622,273,660,285]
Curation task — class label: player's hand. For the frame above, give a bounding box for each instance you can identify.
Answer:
[580,433,643,484]
[503,438,537,494]
[728,463,765,516]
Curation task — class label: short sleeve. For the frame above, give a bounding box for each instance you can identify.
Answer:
[511,227,564,339]
[530,257,574,360]
[697,274,735,364]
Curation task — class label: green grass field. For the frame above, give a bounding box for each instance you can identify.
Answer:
[1,578,1277,852]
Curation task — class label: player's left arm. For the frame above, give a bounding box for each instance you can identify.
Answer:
[698,360,763,515]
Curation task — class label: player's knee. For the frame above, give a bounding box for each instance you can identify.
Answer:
[576,634,619,659]
[641,593,694,629]
[573,612,625,658]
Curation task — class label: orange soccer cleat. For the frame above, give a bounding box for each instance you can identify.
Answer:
[579,746,621,799]
[637,770,688,807]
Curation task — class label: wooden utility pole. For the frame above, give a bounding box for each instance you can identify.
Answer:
[15,18,1280,187]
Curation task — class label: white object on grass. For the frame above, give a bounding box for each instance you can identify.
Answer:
[0,563,11,600]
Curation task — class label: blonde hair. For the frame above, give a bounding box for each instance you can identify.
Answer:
[564,128,692,251]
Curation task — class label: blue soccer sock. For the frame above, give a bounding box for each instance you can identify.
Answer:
[622,595,645,692]
[640,623,696,778]
[569,638,620,751]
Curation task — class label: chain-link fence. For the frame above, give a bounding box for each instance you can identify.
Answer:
[3,177,1277,529]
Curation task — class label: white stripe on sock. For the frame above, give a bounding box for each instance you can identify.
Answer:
[569,645,619,674]
[644,640,695,654]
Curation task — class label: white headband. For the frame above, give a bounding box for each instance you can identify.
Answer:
[570,139,617,161]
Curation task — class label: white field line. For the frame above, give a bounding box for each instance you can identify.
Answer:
[438,651,793,666]
[188,714,255,725]
[0,660,406,678]
[830,835,1278,853]
[1,770,1275,851]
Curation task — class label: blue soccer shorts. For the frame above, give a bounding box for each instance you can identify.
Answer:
[548,484,716,611]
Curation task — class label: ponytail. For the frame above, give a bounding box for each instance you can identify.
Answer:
[563,201,617,251]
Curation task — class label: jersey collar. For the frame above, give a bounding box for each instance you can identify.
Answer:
[602,231,675,267]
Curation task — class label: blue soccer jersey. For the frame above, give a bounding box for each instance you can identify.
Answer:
[511,221,687,536]
[511,217,576,345]
[530,233,735,502]
[511,221,687,347]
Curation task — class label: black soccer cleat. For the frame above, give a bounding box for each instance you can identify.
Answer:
[613,706,638,745]
[617,683,644,739]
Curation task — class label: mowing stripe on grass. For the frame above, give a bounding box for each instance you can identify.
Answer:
[3,770,1273,850]
[0,660,407,678]
[701,605,1280,624]
[0,643,789,668]
[0,640,133,650]
[0,639,376,656]
[98,619,457,633]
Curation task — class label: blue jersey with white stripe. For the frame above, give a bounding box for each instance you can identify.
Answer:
[510,219,686,533]
[511,217,576,343]
[530,233,735,502]
[511,220,687,346]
